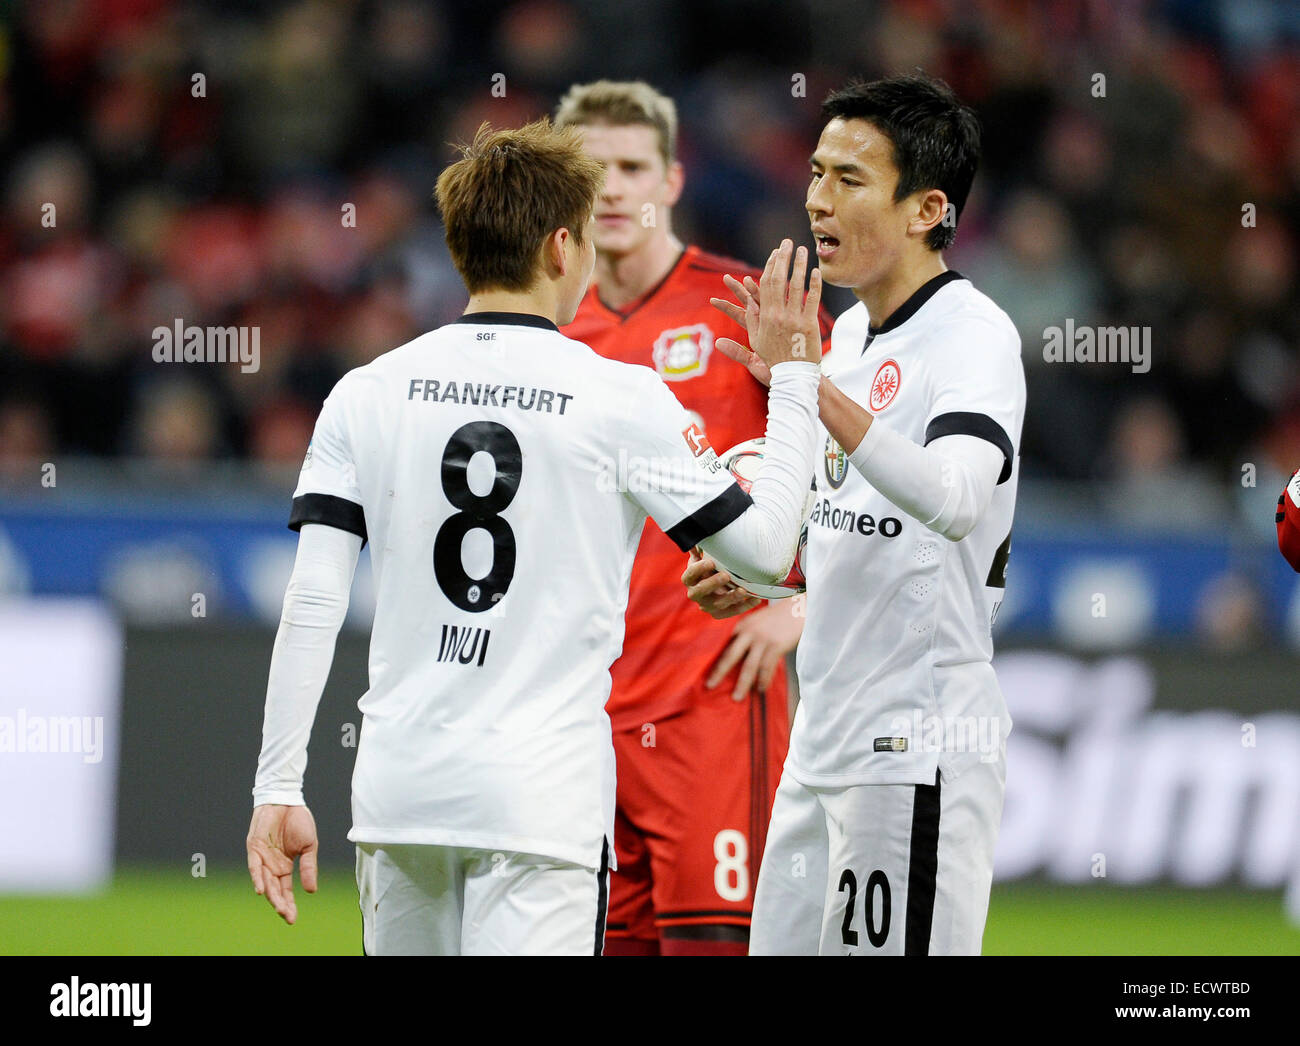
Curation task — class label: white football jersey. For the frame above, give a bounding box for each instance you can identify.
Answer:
[791,272,1025,786]
[290,312,751,869]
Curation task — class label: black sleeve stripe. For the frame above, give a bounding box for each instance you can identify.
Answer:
[289,493,367,543]
[924,411,1014,485]
[663,483,753,552]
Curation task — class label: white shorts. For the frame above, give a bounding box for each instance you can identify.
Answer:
[750,750,1005,955]
[356,841,610,955]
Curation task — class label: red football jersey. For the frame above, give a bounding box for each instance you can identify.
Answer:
[564,245,833,729]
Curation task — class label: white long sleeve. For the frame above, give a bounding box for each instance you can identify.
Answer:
[252,522,361,807]
[697,361,822,582]
[847,423,1004,541]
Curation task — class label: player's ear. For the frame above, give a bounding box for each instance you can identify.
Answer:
[547,227,570,277]
[662,160,685,208]
[909,188,948,241]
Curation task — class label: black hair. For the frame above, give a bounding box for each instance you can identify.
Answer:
[821,74,980,251]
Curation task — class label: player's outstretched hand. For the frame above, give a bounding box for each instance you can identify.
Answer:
[712,239,822,378]
[708,599,805,700]
[247,803,319,925]
[683,547,762,620]
[711,273,772,386]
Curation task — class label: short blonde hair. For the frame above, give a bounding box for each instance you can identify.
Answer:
[434,118,605,293]
[554,80,678,168]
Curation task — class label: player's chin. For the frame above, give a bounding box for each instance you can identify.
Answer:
[816,253,864,289]
[596,228,645,257]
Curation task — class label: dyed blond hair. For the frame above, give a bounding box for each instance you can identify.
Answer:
[555,80,678,168]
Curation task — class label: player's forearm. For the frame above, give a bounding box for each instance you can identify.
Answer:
[848,425,1003,542]
[700,361,820,582]
[252,524,361,806]
[818,374,874,454]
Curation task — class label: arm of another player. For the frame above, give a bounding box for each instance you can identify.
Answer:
[687,259,828,618]
[692,242,823,580]
[247,521,361,924]
[634,241,820,590]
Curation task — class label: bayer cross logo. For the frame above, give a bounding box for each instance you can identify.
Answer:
[870,359,901,411]
[824,436,848,489]
[652,324,713,381]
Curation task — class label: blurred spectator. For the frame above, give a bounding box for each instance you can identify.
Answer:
[0,399,54,481]
[130,377,222,464]
[1196,571,1267,651]
[1101,397,1230,528]
[247,396,316,468]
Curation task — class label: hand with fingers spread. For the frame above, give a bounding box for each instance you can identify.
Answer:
[710,239,822,382]
[682,546,762,620]
[707,598,805,701]
[710,273,770,385]
[247,804,319,925]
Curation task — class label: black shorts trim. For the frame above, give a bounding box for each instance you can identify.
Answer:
[663,484,753,552]
[289,493,368,543]
[985,531,1012,589]
[594,837,610,956]
[904,771,942,956]
[924,411,1014,485]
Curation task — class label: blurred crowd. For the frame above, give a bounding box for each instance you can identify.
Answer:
[2,0,1299,523]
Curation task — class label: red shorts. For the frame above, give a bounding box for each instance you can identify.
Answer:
[605,665,790,942]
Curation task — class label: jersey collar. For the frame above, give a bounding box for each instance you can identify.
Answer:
[455,311,558,331]
[867,269,966,338]
[593,246,689,321]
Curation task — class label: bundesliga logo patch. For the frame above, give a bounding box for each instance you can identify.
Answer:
[682,423,712,457]
[869,359,901,411]
[874,737,909,752]
[653,324,713,381]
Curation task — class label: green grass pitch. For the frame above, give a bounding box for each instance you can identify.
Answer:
[2,867,1297,955]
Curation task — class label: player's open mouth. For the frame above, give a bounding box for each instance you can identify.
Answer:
[815,234,840,259]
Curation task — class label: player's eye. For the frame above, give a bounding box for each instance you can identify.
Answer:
[809,170,822,181]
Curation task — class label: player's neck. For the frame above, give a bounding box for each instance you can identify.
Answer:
[595,234,684,310]
[856,252,947,331]
[463,287,560,326]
